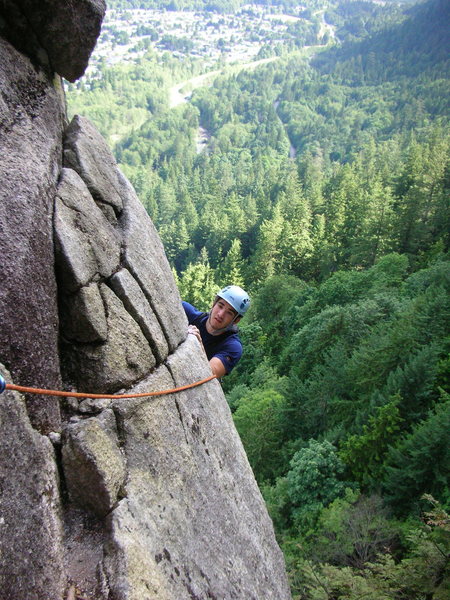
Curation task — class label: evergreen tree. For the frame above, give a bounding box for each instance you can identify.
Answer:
[250,203,285,285]
[382,395,450,516]
[219,238,244,287]
[177,248,218,311]
[339,395,403,489]
[278,165,314,276]
[159,218,190,268]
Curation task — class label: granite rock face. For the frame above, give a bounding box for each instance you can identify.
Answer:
[0,366,65,600]
[0,34,64,433]
[0,4,292,599]
[55,115,187,392]
[62,409,127,519]
[103,336,289,600]
[0,0,106,82]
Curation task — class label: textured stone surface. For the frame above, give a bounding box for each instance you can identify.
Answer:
[121,176,188,353]
[109,268,169,362]
[59,283,108,343]
[61,284,157,393]
[104,337,292,600]
[0,0,106,82]
[62,409,126,518]
[62,114,187,353]
[0,366,65,600]
[55,167,121,292]
[64,115,126,221]
[57,118,186,392]
[0,36,63,432]
[64,507,108,599]
[0,7,292,597]
[55,164,165,391]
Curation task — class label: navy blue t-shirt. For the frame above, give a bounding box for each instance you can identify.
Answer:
[182,301,243,374]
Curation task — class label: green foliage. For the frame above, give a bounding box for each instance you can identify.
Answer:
[72,55,449,285]
[79,18,449,286]
[221,321,267,392]
[250,274,311,357]
[261,475,293,534]
[233,386,286,484]
[287,496,450,600]
[176,248,218,311]
[286,440,352,529]
[340,395,403,488]
[218,238,245,287]
[281,295,396,384]
[311,492,398,569]
[66,50,199,148]
[382,394,450,516]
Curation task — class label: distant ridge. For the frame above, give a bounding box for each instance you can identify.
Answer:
[312,0,450,81]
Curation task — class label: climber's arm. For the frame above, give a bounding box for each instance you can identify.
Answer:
[209,357,226,378]
[187,323,240,378]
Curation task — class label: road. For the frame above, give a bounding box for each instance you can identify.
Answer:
[169,57,279,108]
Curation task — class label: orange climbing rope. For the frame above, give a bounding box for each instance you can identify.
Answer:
[0,374,217,400]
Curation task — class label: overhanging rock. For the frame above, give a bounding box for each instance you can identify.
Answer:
[0,0,106,82]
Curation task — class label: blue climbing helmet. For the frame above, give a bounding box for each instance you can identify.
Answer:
[216,285,250,317]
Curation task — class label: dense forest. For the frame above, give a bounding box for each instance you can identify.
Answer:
[67,0,449,597]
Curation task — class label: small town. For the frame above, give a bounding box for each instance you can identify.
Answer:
[91,3,311,71]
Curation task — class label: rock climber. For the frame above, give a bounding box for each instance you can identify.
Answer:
[182,285,250,378]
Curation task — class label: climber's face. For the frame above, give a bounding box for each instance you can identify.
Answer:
[207,298,240,333]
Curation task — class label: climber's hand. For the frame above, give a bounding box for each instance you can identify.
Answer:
[188,325,203,347]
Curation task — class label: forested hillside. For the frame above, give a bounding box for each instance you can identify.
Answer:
[67,0,449,597]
